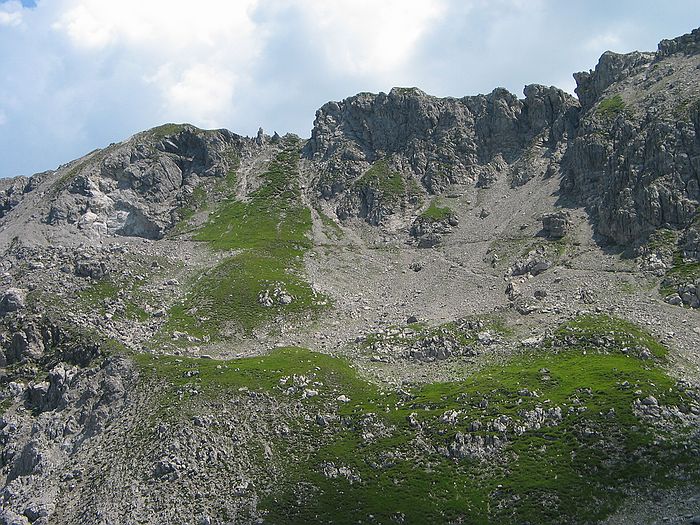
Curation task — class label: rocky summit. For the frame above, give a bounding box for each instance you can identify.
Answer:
[0,28,699,525]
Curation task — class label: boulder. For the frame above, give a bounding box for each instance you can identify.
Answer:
[0,288,26,315]
[541,211,570,239]
[74,259,108,280]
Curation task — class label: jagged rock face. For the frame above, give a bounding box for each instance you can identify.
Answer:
[682,220,700,260]
[302,29,699,249]
[0,177,34,219]
[304,85,578,206]
[573,51,655,111]
[563,29,700,248]
[44,125,246,240]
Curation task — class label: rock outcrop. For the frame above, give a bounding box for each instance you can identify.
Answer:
[0,176,34,219]
[304,85,578,224]
[541,211,571,239]
[301,28,700,253]
[39,125,247,240]
[562,29,700,249]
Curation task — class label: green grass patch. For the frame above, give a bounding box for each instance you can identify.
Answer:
[660,251,700,296]
[78,279,150,322]
[552,314,667,358]
[135,316,699,524]
[162,137,326,340]
[597,94,626,118]
[171,185,210,231]
[148,123,189,140]
[355,160,406,203]
[165,250,323,338]
[420,200,453,222]
[647,228,679,254]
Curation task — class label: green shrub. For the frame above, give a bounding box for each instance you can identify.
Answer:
[597,95,626,118]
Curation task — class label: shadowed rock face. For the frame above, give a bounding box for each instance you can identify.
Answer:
[304,85,578,196]
[563,28,700,247]
[0,177,32,219]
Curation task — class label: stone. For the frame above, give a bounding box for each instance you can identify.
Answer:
[665,294,683,306]
[511,257,552,277]
[505,281,521,301]
[410,211,458,248]
[0,288,26,315]
[407,412,420,429]
[641,395,658,406]
[74,259,107,280]
[541,211,570,239]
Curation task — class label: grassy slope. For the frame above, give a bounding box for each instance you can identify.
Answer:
[163,137,325,340]
[136,315,699,524]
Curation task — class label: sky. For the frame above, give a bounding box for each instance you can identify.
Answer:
[0,0,698,179]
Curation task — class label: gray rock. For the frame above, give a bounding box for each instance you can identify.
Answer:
[0,176,33,220]
[642,395,659,406]
[541,211,571,239]
[564,31,700,248]
[0,288,26,315]
[304,84,577,224]
[505,281,521,301]
[665,293,683,306]
[511,256,552,277]
[44,125,246,240]
[74,258,107,280]
[410,212,458,247]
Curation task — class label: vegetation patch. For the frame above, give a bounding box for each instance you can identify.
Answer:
[355,160,406,203]
[162,137,327,340]
[647,228,679,255]
[136,315,699,524]
[660,251,700,296]
[420,200,453,222]
[77,275,150,322]
[148,123,190,140]
[597,94,626,118]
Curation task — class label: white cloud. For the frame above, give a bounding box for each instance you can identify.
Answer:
[53,0,261,52]
[148,64,238,128]
[583,32,624,54]
[0,1,23,27]
[294,0,447,77]
[51,0,265,128]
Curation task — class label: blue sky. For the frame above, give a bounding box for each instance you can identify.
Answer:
[0,0,698,179]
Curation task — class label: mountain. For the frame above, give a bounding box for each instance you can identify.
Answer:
[0,28,699,525]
